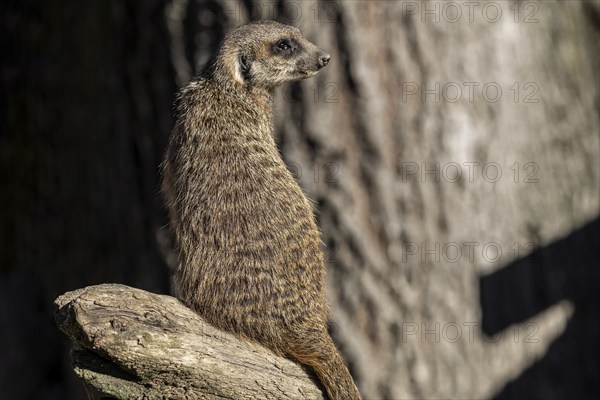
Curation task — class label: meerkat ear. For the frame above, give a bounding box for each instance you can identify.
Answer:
[238,52,251,80]
[223,48,250,85]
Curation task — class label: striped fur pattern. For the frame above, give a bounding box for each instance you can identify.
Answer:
[162,21,360,400]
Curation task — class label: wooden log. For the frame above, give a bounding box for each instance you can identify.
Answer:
[54,284,325,399]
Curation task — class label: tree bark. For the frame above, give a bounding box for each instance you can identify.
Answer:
[55,284,325,400]
[268,1,599,398]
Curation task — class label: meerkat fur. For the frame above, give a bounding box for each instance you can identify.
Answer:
[162,20,361,400]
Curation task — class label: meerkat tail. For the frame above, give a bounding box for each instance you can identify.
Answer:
[290,338,362,400]
[315,352,362,400]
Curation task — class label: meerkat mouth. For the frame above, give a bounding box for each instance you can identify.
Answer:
[299,70,319,77]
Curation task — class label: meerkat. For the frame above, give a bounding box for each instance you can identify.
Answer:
[162,20,361,400]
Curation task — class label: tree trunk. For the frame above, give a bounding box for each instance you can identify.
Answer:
[2,1,598,399]
[270,1,599,398]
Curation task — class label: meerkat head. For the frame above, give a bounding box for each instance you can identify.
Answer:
[214,20,330,89]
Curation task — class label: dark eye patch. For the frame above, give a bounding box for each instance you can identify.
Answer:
[273,39,299,55]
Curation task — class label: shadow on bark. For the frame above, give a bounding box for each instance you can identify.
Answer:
[481,218,600,399]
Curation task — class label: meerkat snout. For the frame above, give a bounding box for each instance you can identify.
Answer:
[318,51,331,68]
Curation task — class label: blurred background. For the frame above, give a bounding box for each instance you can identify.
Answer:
[1,0,599,399]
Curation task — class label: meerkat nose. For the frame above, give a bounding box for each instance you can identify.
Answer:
[318,52,331,68]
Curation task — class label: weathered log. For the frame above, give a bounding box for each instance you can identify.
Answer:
[54,284,325,399]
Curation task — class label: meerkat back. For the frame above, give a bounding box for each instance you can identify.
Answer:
[162,20,361,400]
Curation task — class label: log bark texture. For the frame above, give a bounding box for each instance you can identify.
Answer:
[54,284,325,399]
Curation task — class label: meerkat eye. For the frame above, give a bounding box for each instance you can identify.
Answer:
[275,39,293,52]
[277,40,290,50]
